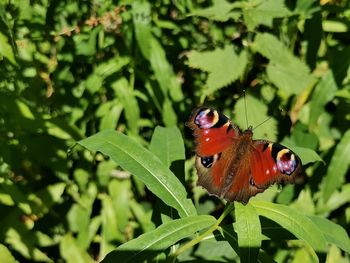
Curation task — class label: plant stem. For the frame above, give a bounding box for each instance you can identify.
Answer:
[174,202,235,257]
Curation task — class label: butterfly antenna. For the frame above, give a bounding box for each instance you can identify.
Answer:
[243,90,249,129]
[252,116,273,131]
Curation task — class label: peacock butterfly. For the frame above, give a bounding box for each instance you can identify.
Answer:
[187,107,302,203]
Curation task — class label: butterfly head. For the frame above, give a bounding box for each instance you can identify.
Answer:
[243,126,253,137]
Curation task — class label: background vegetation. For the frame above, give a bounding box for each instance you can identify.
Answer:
[0,0,349,262]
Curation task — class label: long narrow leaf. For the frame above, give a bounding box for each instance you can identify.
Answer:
[78,130,196,218]
[101,215,216,263]
[234,202,261,263]
[307,215,350,254]
[321,129,350,201]
[149,126,185,168]
[251,201,327,253]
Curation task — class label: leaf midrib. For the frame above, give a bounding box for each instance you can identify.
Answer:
[125,217,212,262]
[253,203,325,250]
[98,136,190,217]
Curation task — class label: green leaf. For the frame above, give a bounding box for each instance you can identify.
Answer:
[319,184,350,215]
[234,95,277,141]
[78,130,196,218]
[33,183,66,216]
[74,27,99,57]
[187,45,247,95]
[149,38,183,102]
[86,56,130,93]
[101,215,216,263]
[307,215,350,254]
[112,78,140,134]
[253,33,316,95]
[280,142,324,165]
[243,0,291,31]
[149,126,185,167]
[189,0,241,22]
[323,20,348,33]
[233,202,261,263]
[251,201,328,253]
[100,193,123,256]
[60,234,95,263]
[0,32,16,65]
[321,129,350,201]
[132,1,152,59]
[309,71,338,128]
[132,1,183,102]
[108,179,131,233]
[97,102,123,131]
[162,99,178,127]
[0,244,16,263]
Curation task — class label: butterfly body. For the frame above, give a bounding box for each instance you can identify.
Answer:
[187,107,301,203]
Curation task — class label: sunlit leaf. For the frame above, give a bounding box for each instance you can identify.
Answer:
[112,78,140,135]
[251,201,328,253]
[243,0,291,31]
[187,45,247,95]
[78,130,196,218]
[234,203,261,263]
[309,71,338,128]
[234,95,277,141]
[149,126,185,168]
[307,216,350,254]
[60,234,95,263]
[0,32,16,65]
[101,215,216,263]
[253,33,316,95]
[189,0,241,22]
[0,244,16,263]
[321,129,350,201]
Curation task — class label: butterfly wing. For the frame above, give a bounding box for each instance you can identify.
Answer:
[249,140,302,189]
[187,107,240,156]
[187,108,241,196]
[188,107,302,203]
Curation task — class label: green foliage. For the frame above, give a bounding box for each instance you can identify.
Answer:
[0,0,349,262]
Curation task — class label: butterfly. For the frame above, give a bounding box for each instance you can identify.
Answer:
[187,107,302,203]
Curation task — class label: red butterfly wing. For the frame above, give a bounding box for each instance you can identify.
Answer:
[250,140,302,189]
[187,108,240,156]
[187,108,240,196]
[188,107,302,203]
